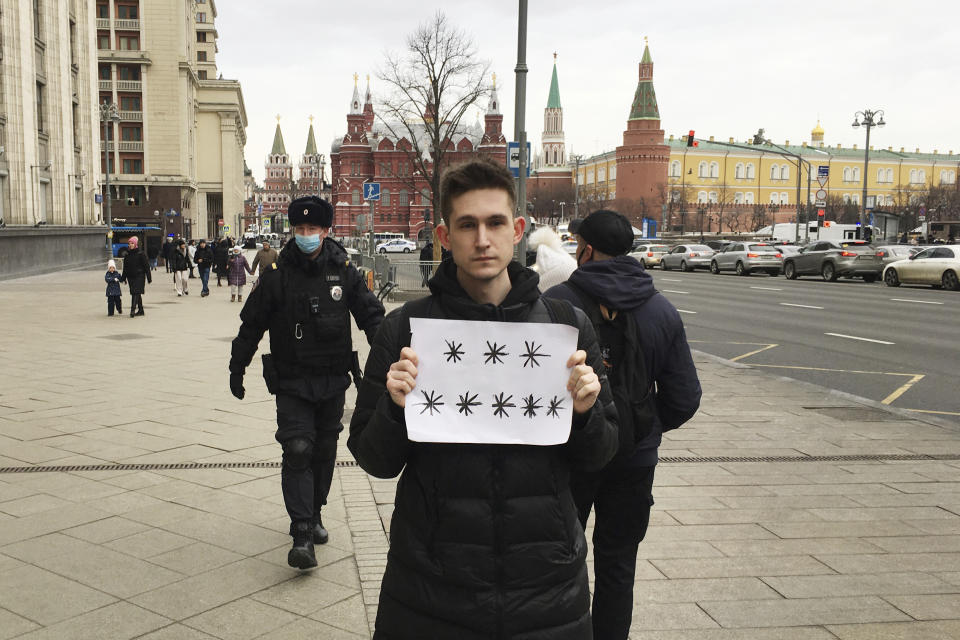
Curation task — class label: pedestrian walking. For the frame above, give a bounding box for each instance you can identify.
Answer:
[229,195,385,570]
[544,209,702,640]
[418,240,433,286]
[226,247,253,302]
[250,240,279,277]
[119,236,151,317]
[193,239,214,297]
[187,240,197,278]
[105,259,123,316]
[213,238,229,286]
[161,237,174,273]
[146,242,159,271]
[348,159,617,638]
[169,239,193,296]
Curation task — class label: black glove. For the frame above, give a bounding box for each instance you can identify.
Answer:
[230,373,245,400]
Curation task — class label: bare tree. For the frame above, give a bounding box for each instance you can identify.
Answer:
[377,11,490,259]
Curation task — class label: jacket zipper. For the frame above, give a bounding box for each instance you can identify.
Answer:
[493,451,504,639]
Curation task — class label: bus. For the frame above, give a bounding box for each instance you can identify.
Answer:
[928,220,960,242]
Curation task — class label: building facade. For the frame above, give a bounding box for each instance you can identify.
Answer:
[0,0,100,227]
[329,75,507,239]
[258,118,328,234]
[96,0,247,242]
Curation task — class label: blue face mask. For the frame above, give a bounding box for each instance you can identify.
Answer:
[295,233,321,253]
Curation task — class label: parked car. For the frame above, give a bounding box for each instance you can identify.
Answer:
[782,239,881,282]
[376,238,417,254]
[628,243,670,268]
[704,240,733,252]
[710,242,783,276]
[561,240,579,255]
[874,245,922,268]
[883,245,960,290]
[660,244,715,272]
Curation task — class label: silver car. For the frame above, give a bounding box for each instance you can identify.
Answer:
[660,244,715,272]
[883,245,960,290]
[710,242,783,276]
[874,245,921,268]
[628,244,670,268]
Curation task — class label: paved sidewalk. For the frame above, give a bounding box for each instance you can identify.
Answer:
[1,265,959,639]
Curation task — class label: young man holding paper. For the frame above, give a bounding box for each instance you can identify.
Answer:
[348,158,617,639]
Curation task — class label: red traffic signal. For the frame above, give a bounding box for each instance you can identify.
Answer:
[687,130,696,147]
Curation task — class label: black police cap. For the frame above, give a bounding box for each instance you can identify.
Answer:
[288,196,334,228]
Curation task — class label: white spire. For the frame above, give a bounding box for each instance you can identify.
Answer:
[350,72,361,115]
[486,72,501,115]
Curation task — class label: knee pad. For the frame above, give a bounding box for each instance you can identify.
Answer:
[282,437,313,471]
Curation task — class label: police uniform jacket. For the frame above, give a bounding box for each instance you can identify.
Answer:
[229,238,384,397]
[348,260,619,640]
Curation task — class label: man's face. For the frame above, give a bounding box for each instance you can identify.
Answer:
[293,223,330,240]
[262,242,270,250]
[438,188,523,283]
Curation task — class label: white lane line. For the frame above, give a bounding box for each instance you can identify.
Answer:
[779,302,824,309]
[750,286,783,291]
[824,332,895,345]
[660,278,683,282]
[890,298,944,305]
[662,289,689,294]
[677,309,697,314]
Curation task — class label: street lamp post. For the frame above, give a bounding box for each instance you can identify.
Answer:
[571,154,583,217]
[559,201,565,222]
[99,102,121,251]
[852,108,885,238]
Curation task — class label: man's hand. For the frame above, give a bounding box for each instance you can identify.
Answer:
[386,347,418,408]
[230,373,245,400]
[566,350,600,414]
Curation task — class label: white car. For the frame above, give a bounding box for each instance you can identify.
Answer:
[376,238,417,254]
[883,245,960,290]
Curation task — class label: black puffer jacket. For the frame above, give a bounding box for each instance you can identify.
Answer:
[348,260,618,640]
[120,247,151,294]
[168,247,193,272]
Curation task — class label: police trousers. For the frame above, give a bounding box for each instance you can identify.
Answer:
[275,392,345,527]
[572,463,656,640]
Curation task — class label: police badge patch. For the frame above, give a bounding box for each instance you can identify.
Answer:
[330,285,343,301]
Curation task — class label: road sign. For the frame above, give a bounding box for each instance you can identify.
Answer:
[363,182,381,201]
[507,141,532,178]
[217,219,224,226]
[257,204,263,214]
[222,224,231,235]
[95,193,103,204]
[815,200,826,207]
[816,189,827,201]
[919,215,926,222]
[817,165,829,188]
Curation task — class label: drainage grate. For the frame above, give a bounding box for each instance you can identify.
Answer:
[99,333,153,341]
[0,454,957,475]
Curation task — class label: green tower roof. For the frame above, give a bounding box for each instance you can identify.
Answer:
[547,61,561,109]
[641,42,652,64]
[629,43,659,120]
[304,124,317,155]
[271,123,286,155]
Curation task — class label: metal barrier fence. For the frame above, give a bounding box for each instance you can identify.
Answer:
[379,260,440,295]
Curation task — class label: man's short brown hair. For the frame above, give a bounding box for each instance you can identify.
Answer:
[439,158,516,225]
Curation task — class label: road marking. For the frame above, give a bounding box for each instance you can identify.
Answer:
[730,343,779,362]
[779,303,824,309]
[677,309,697,314]
[882,374,925,405]
[750,286,783,291]
[824,332,894,345]
[662,289,689,294]
[890,298,944,305]
[660,278,683,282]
[907,408,960,416]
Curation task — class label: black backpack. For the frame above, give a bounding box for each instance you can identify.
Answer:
[563,281,657,458]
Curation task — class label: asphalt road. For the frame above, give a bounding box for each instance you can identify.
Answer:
[647,266,960,424]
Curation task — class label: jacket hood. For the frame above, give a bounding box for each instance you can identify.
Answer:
[567,255,656,310]
[427,259,541,321]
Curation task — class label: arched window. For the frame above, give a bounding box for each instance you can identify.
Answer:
[610,166,616,179]
[909,169,918,183]
[780,192,789,204]
[598,167,606,182]
[351,189,360,205]
[733,192,743,204]
[381,189,390,206]
[708,191,718,203]
[780,165,789,180]
[852,168,860,182]
[670,160,681,177]
[878,168,885,183]
[918,169,926,183]
[852,194,860,205]
[735,163,744,179]
[770,164,779,180]
[843,167,852,182]
[698,161,707,177]
[770,192,779,204]
[697,191,708,203]
[744,191,754,204]
[710,162,719,178]
[842,194,851,204]
[399,189,408,206]
[887,169,894,183]
[746,163,755,179]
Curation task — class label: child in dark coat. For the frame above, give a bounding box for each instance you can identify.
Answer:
[105,259,123,316]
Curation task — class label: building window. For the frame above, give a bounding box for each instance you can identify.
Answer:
[116,4,138,19]
[851,193,860,205]
[122,158,143,174]
[399,190,408,206]
[120,126,141,141]
[669,160,680,177]
[197,31,207,42]
[120,185,145,205]
[770,164,779,180]
[118,65,140,80]
[352,189,360,205]
[709,162,719,178]
[746,163,755,179]
[918,169,926,183]
[708,191,718,204]
[734,192,743,204]
[597,167,606,182]
[852,168,860,182]
[697,191,708,203]
[744,191,754,204]
[99,65,112,80]
[586,169,594,184]
[381,189,390,206]
[197,50,207,62]
[36,82,45,133]
[119,96,141,110]
[909,169,917,184]
[117,35,139,50]
[780,165,789,180]
[98,33,111,49]
[941,170,956,184]
[97,3,109,18]
[698,161,707,178]
[34,0,42,39]
[196,12,206,23]
[197,70,208,79]
[780,192,789,204]
[735,163,744,179]
[610,166,616,180]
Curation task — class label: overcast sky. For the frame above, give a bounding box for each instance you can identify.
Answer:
[215,1,960,185]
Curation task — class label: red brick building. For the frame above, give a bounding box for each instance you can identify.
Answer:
[330,76,507,240]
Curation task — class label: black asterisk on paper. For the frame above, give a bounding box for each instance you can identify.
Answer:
[546,395,565,418]
[456,391,482,416]
[417,389,444,416]
[491,392,515,418]
[520,341,551,368]
[522,394,542,418]
[483,341,509,365]
[443,340,465,363]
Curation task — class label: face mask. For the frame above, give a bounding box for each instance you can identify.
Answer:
[295,233,321,253]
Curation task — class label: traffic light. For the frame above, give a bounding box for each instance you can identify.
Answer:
[686,130,696,147]
[817,208,825,227]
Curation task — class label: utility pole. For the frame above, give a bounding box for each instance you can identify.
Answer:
[853,109,885,239]
[99,102,121,252]
[571,154,582,218]
[514,0,529,256]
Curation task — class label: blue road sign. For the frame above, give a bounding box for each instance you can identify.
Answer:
[257,203,263,214]
[363,182,381,201]
[507,141,532,178]
[817,165,830,178]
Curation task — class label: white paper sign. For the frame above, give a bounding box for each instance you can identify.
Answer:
[406,318,579,445]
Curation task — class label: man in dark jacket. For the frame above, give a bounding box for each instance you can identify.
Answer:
[544,210,702,640]
[193,239,214,297]
[169,239,193,296]
[229,196,384,570]
[214,239,230,286]
[348,159,618,639]
[250,240,280,277]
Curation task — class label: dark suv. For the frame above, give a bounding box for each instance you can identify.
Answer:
[782,240,882,282]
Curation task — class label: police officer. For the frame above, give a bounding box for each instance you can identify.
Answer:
[229,196,384,570]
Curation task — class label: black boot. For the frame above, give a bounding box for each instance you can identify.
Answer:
[313,515,329,545]
[287,522,317,570]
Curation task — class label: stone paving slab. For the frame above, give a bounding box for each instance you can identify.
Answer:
[1,267,959,638]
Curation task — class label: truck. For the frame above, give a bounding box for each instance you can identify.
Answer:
[756,222,880,243]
